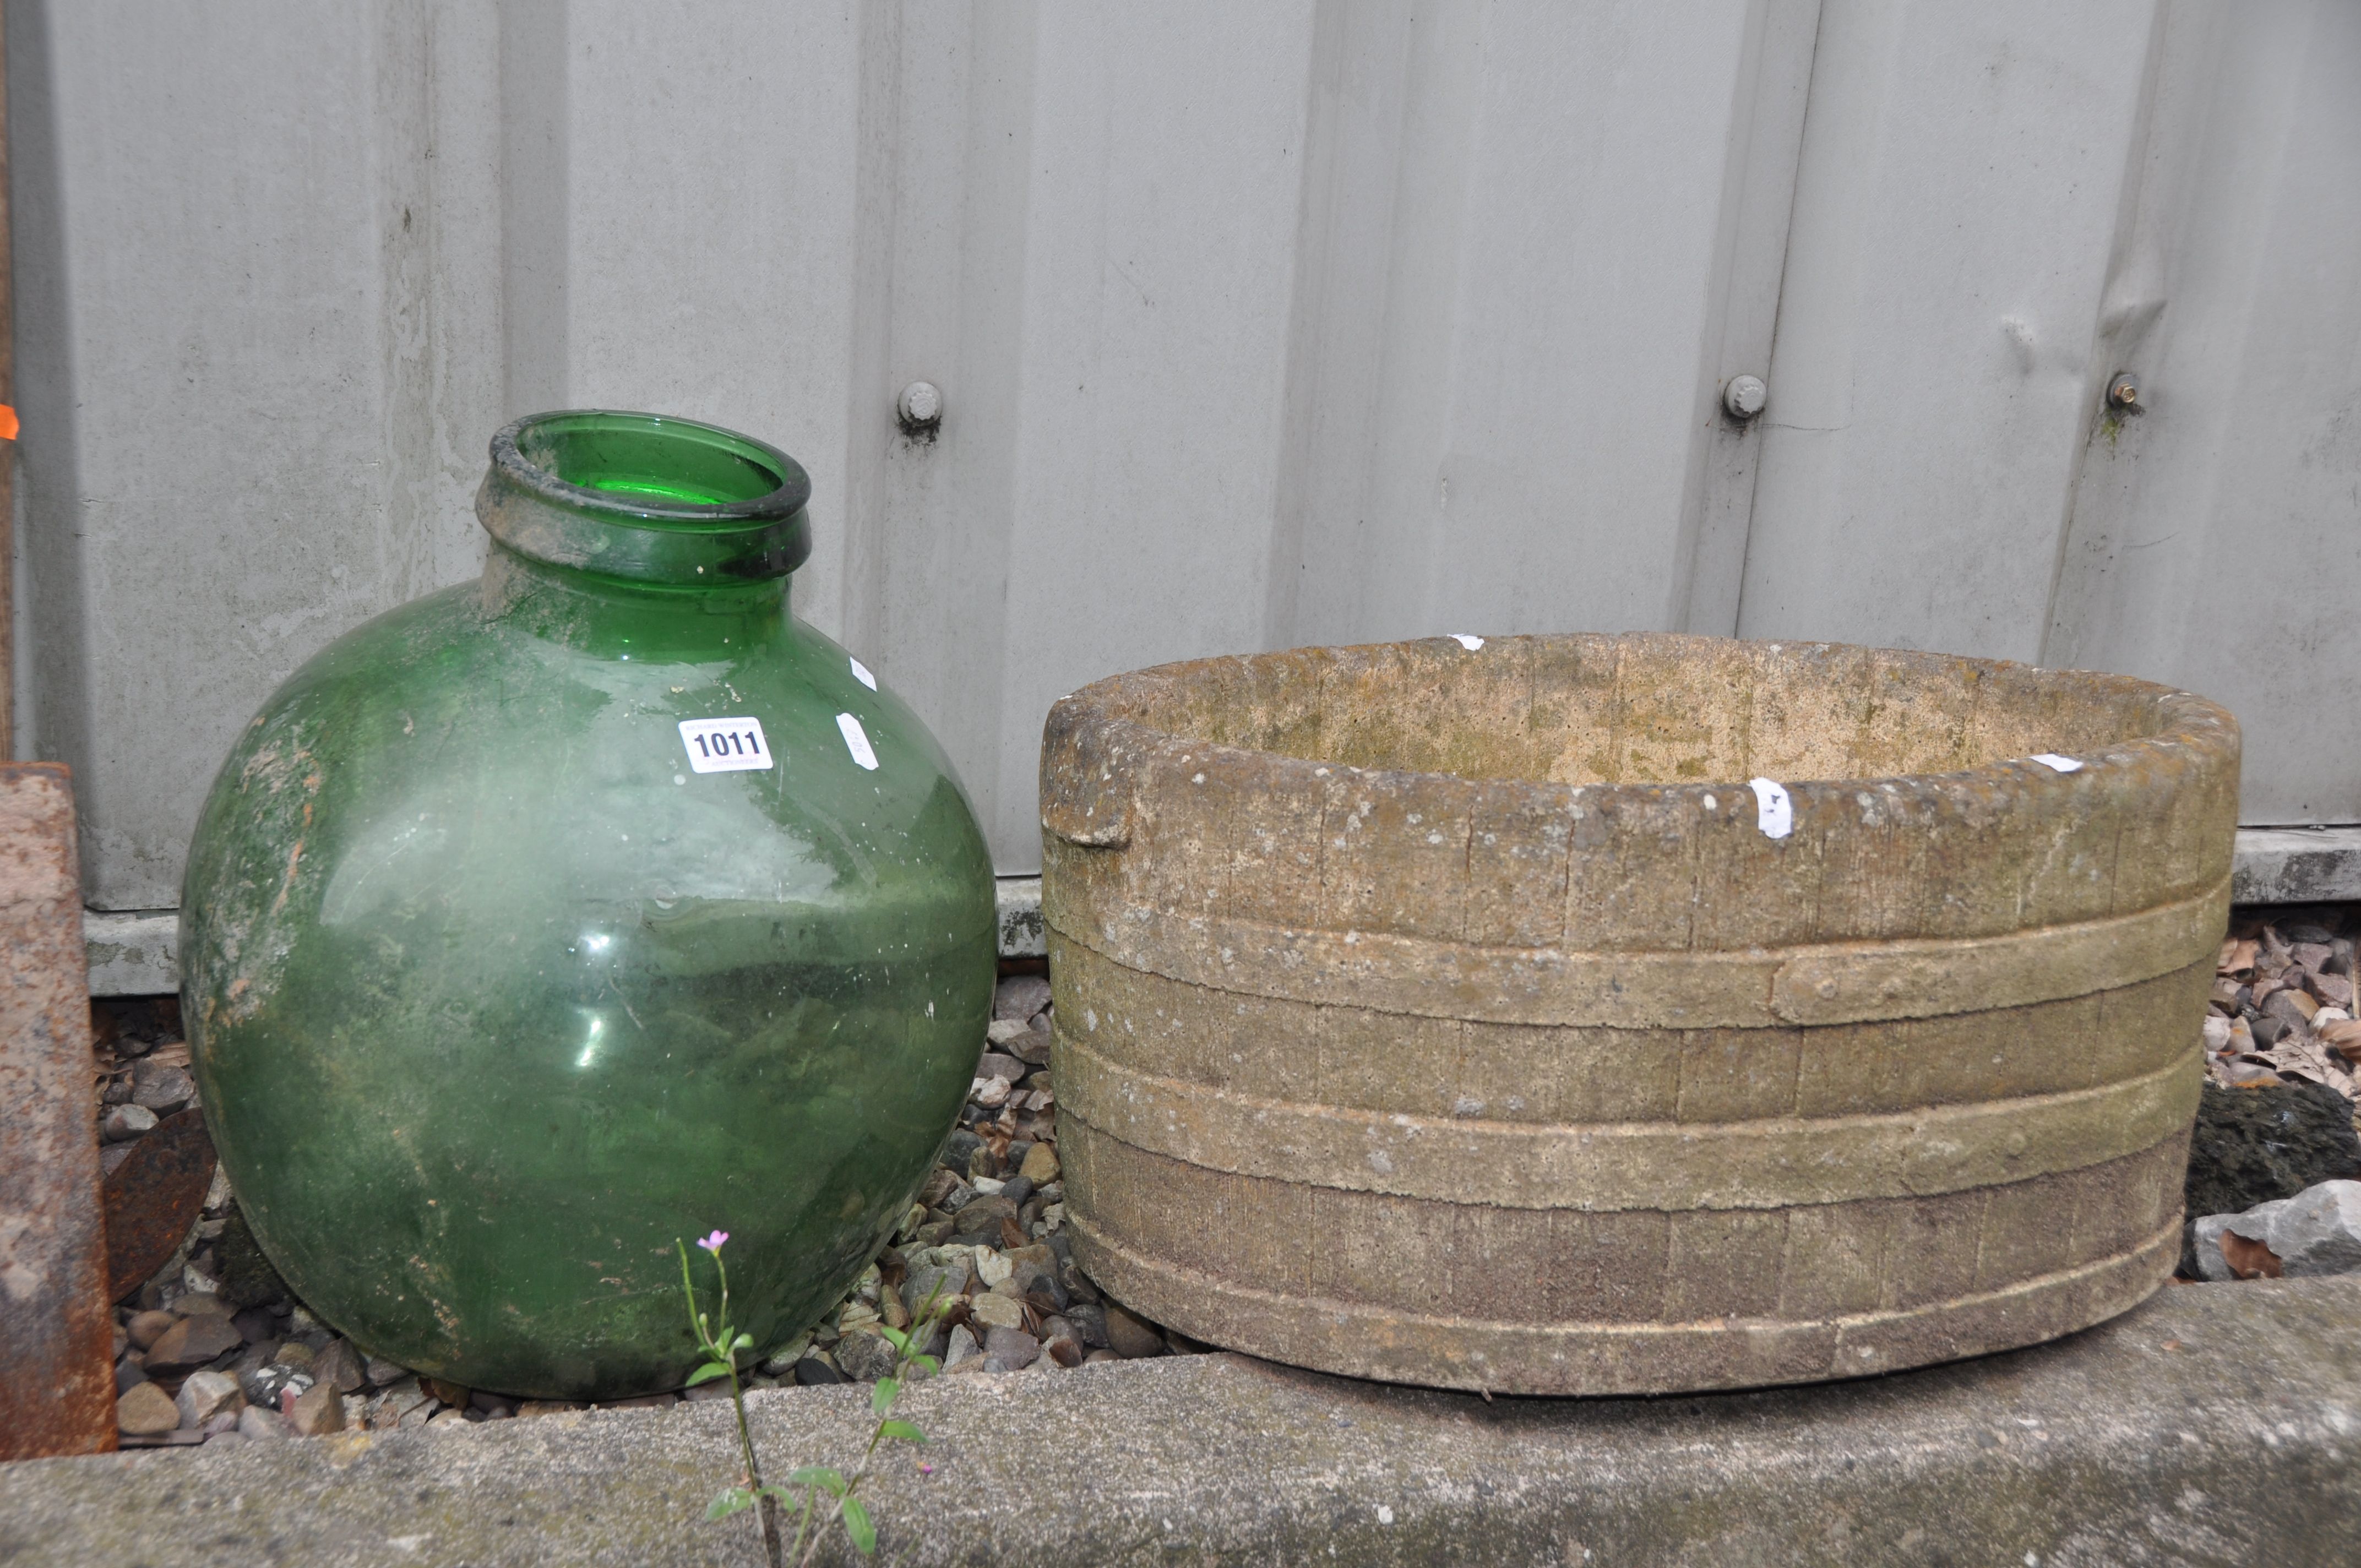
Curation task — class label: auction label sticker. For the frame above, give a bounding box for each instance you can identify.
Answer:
[837,712,880,771]
[849,656,878,690]
[1748,777,1794,840]
[679,716,774,773]
[2030,753,2084,774]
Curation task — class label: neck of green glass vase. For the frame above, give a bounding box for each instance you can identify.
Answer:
[481,544,790,661]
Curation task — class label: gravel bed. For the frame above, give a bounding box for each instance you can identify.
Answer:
[94,971,1198,1449]
[2205,906,2361,1098]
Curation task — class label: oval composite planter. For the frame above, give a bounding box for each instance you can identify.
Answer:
[1040,634,2238,1395]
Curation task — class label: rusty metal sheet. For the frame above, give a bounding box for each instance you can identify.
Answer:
[102,1108,216,1301]
[0,763,115,1457]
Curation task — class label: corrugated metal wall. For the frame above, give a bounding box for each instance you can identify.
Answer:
[12,0,2359,911]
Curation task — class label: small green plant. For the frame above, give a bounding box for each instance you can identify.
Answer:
[678,1231,945,1566]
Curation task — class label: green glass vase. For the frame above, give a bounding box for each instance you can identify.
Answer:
[181,411,996,1400]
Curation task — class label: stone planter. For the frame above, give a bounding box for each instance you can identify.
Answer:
[1040,634,2238,1395]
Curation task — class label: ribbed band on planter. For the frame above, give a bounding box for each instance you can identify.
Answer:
[1038,633,2239,1396]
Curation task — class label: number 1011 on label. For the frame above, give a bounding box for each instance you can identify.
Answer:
[678,716,773,773]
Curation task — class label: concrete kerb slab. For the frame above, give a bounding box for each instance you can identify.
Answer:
[81,907,177,997]
[994,875,1045,959]
[2231,826,2361,905]
[84,879,1056,995]
[5,1278,2356,1566]
[84,833,2361,994]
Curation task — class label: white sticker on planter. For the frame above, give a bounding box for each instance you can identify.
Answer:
[2031,753,2083,773]
[849,656,877,690]
[1450,634,1484,650]
[1749,777,1793,840]
[837,712,879,770]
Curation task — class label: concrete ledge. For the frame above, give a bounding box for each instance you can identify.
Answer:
[77,835,2361,997]
[82,908,177,997]
[86,880,1052,997]
[996,875,1045,958]
[2232,826,2361,905]
[5,1278,2356,1566]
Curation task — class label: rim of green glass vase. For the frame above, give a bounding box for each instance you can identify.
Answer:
[480,410,814,585]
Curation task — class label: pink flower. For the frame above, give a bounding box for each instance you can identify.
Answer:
[697,1230,728,1254]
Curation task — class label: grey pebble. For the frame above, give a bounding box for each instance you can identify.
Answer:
[834,1332,897,1382]
[2194,1180,2361,1280]
[102,1103,159,1142]
[792,1354,846,1386]
[759,1334,812,1378]
[130,1061,195,1113]
[237,1405,291,1440]
[993,975,1052,1022]
[1039,1317,1085,1367]
[1064,1302,1109,1349]
[982,1327,1040,1371]
[905,1260,973,1317]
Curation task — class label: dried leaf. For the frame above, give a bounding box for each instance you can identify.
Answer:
[2218,1229,2282,1280]
[2219,938,2259,977]
[2320,1019,2361,1064]
[2254,1032,2349,1095]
